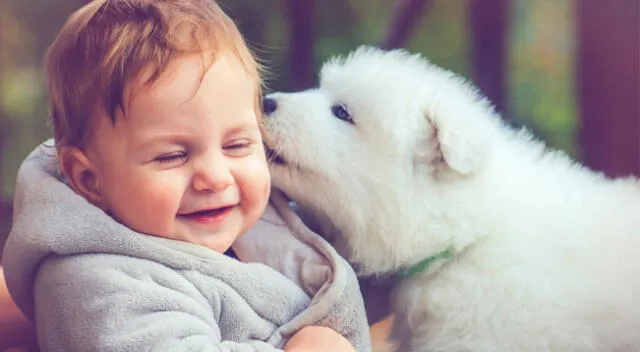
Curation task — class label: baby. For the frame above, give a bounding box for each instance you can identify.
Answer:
[1,1,370,351]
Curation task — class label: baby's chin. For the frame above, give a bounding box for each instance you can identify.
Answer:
[173,213,247,252]
[196,232,240,254]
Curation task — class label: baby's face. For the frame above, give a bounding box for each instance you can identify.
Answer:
[85,53,270,253]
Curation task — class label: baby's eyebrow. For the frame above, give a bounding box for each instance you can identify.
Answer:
[133,134,185,151]
[226,122,260,136]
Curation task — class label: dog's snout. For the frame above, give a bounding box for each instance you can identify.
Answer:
[262,97,277,116]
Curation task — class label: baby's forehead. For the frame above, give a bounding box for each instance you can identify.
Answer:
[119,52,258,117]
[134,55,207,104]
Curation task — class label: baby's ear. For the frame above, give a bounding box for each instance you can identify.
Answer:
[58,147,107,209]
[420,102,493,175]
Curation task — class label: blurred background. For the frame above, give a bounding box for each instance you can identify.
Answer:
[0,0,638,253]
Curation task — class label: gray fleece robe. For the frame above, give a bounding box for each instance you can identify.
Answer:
[2,142,371,352]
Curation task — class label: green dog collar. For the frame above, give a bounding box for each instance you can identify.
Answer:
[399,246,454,280]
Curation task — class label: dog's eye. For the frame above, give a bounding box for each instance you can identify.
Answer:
[331,104,354,125]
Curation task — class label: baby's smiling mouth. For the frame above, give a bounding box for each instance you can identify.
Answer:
[182,207,231,217]
[178,206,235,223]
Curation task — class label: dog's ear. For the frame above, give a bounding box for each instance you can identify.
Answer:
[420,109,491,175]
[436,118,487,174]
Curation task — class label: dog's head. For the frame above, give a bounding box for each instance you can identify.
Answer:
[261,46,499,274]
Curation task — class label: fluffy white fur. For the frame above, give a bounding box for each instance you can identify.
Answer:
[261,45,640,351]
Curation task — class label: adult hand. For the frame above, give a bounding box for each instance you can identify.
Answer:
[283,325,355,352]
[0,267,39,351]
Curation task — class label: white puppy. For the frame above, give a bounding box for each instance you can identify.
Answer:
[261,46,640,351]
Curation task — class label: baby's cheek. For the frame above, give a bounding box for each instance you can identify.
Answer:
[238,158,271,208]
[135,181,183,235]
[250,161,271,198]
[263,170,271,197]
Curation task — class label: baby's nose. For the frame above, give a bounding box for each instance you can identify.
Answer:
[192,158,233,193]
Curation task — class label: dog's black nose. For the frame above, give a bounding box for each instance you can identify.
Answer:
[262,97,277,116]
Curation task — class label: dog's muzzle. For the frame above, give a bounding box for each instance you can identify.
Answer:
[263,143,286,165]
[262,97,278,116]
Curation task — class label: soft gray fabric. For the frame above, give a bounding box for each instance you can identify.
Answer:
[2,141,371,352]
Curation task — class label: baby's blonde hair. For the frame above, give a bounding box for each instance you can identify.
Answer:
[46,0,264,150]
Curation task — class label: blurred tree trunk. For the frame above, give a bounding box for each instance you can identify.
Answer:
[381,0,432,50]
[223,3,267,56]
[284,0,315,90]
[577,0,640,177]
[469,0,510,116]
